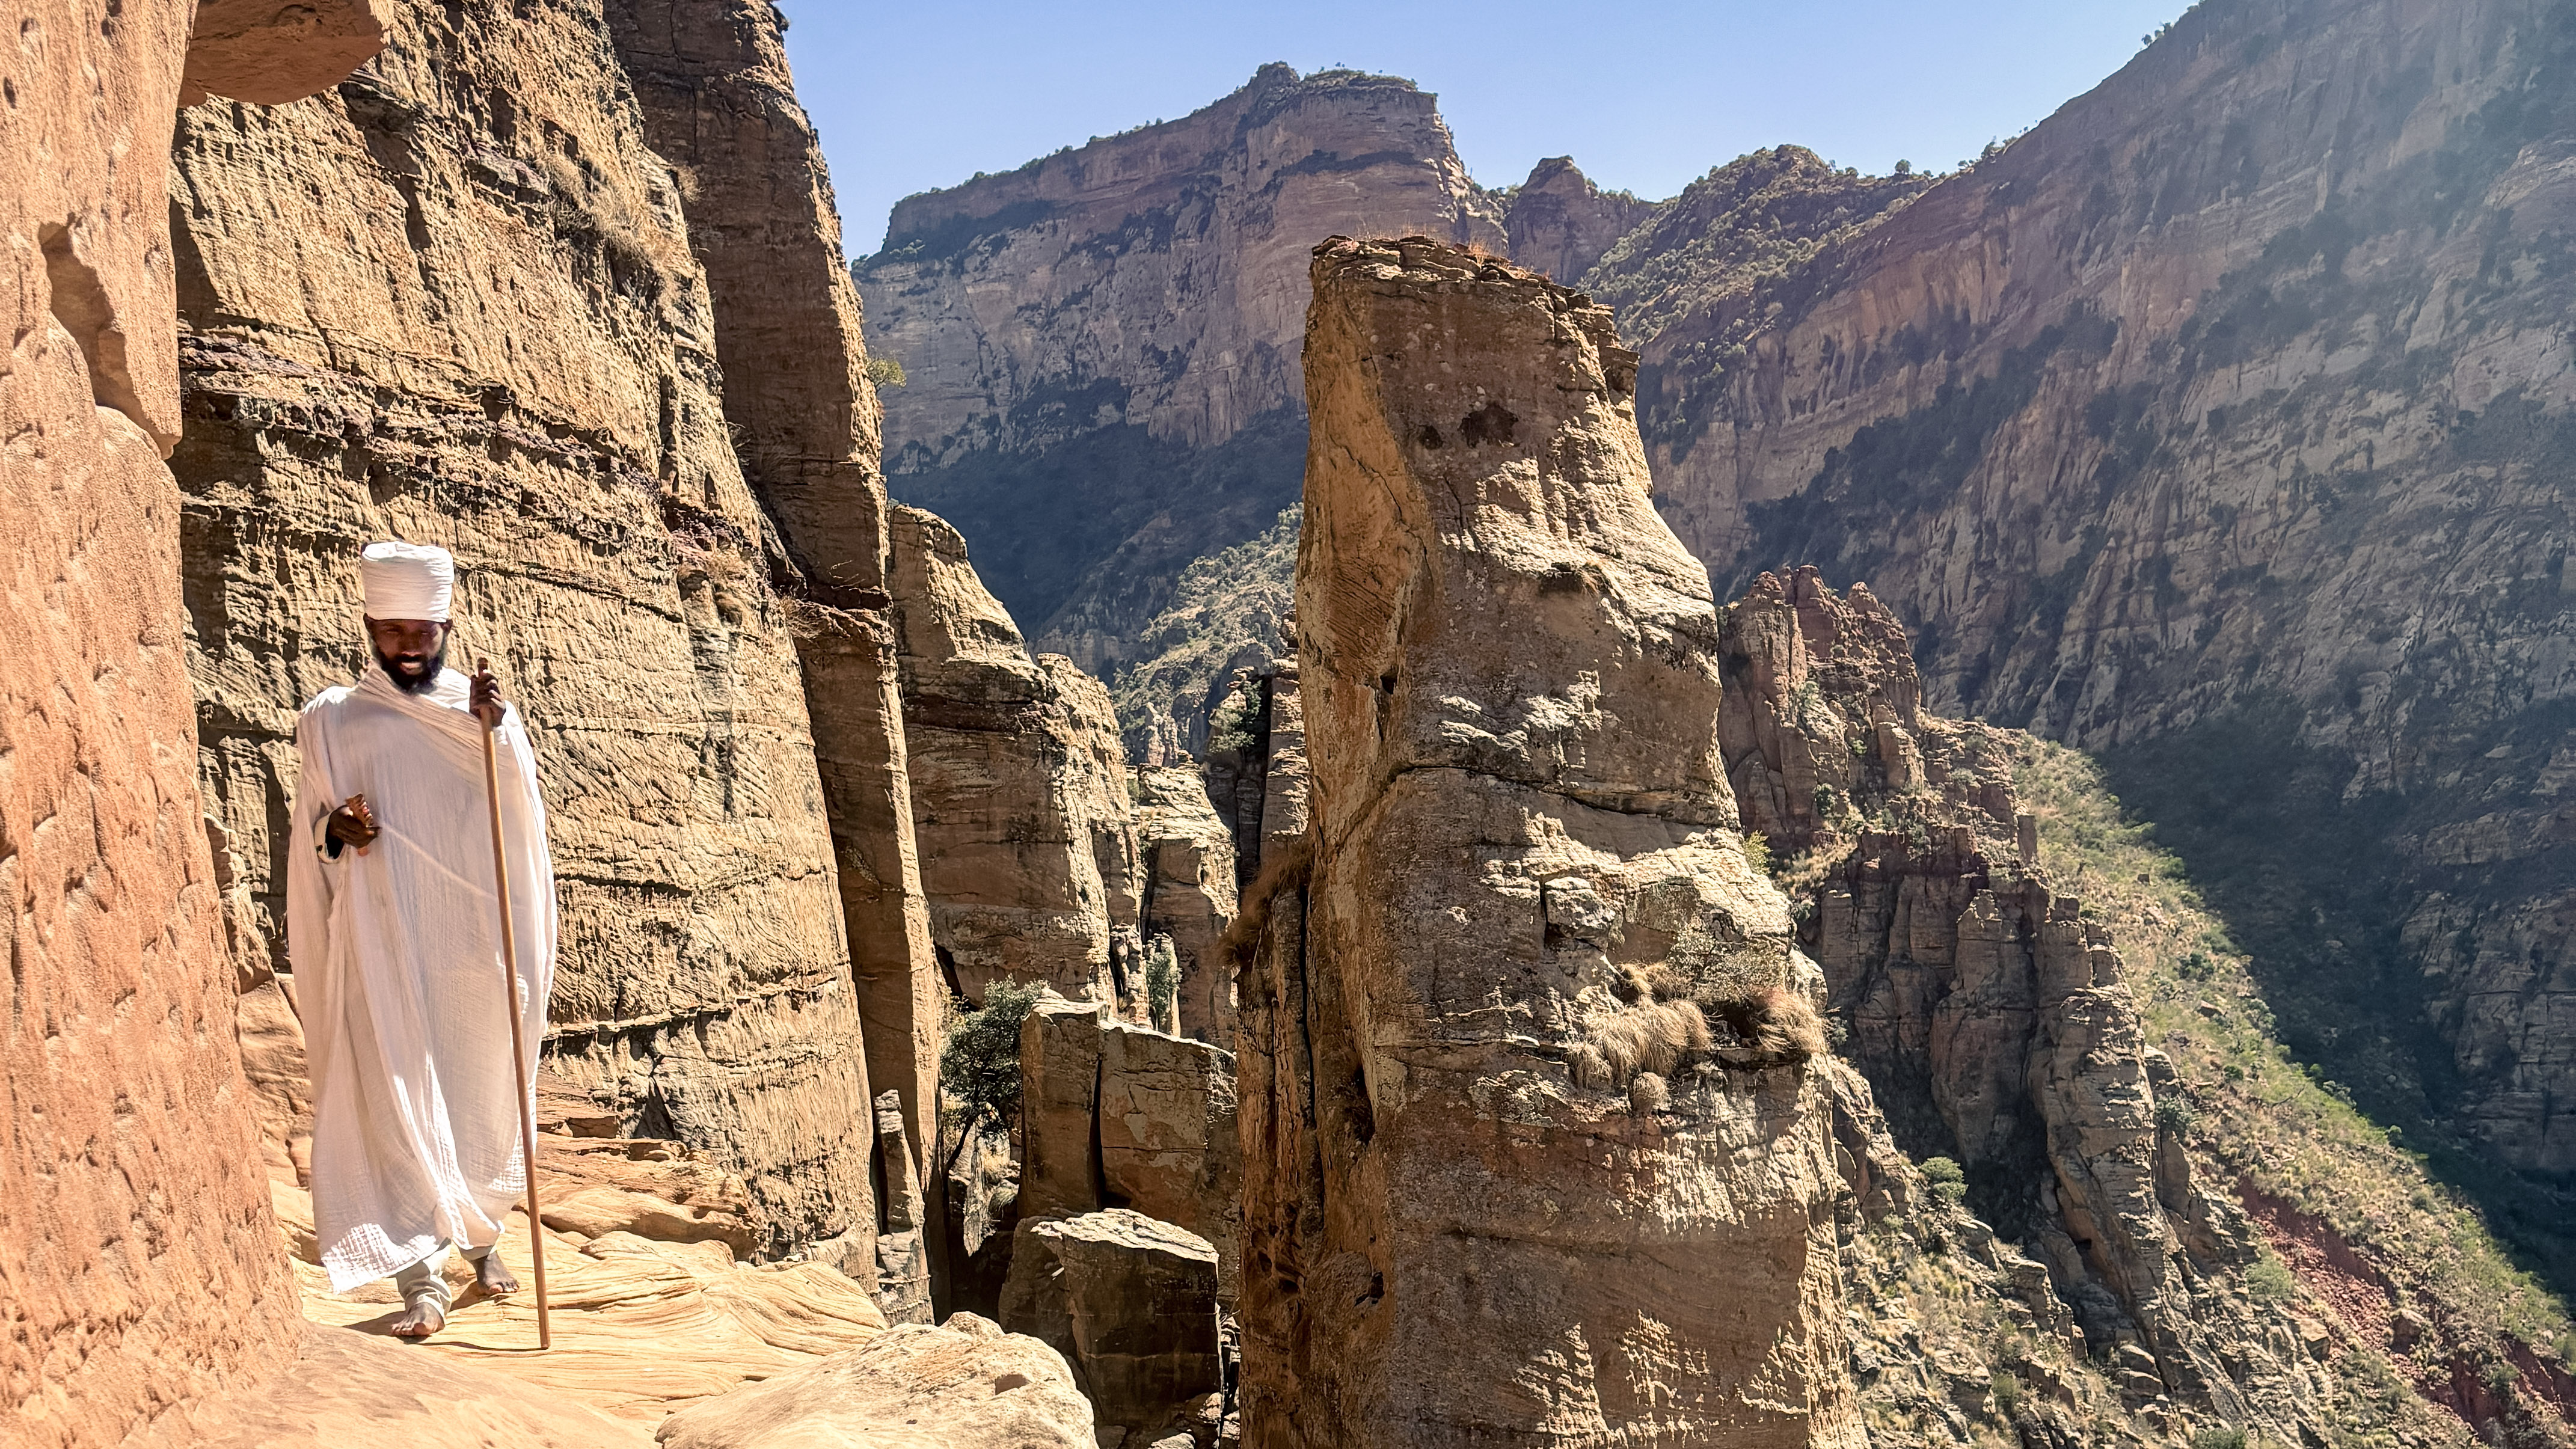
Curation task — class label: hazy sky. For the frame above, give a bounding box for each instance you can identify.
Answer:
[785,0,2196,258]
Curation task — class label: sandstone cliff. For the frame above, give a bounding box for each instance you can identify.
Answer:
[170,0,879,1272]
[856,64,1506,690]
[1633,0,2576,1227]
[889,504,1138,1005]
[2,5,380,1444]
[1236,237,1859,1447]
[1502,156,1655,287]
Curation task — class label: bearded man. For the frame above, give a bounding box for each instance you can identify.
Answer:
[285,541,557,1339]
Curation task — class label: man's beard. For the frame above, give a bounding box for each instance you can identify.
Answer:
[376,639,448,694]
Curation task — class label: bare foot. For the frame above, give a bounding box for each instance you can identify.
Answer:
[474,1250,520,1296]
[390,1299,444,1340]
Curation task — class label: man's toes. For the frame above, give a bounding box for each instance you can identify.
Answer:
[390,1306,442,1339]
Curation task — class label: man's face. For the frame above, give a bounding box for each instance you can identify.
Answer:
[366,616,450,693]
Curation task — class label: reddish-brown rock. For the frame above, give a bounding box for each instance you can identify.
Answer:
[1,4,373,1444]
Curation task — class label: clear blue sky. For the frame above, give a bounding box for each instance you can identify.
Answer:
[784,1,2195,257]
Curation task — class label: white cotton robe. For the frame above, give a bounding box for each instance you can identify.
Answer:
[286,664,557,1291]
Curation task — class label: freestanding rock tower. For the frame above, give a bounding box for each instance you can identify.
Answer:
[1233,236,1862,1448]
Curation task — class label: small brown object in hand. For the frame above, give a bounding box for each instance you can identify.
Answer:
[328,793,380,854]
[470,657,507,729]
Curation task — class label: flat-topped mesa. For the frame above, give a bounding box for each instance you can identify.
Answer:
[1234,235,1860,1447]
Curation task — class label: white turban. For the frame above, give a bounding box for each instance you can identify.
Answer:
[360,541,455,622]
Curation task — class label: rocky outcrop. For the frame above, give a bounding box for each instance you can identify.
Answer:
[1235,236,1859,1447]
[1501,156,1654,287]
[2,5,377,1444]
[1135,765,1240,1043]
[1639,0,2576,1191]
[890,503,1137,1003]
[654,1314,1095,1449]
[999,1210,1225,1439]
[857,64,1506,685]
[181,0,388,107]
[604,0,946,1275]
[170,0,880,1273]
[1720,568,2343,1430]
[1020,999,1112,1222]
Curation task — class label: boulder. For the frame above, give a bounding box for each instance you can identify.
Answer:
[1099,1025,1241,1299]
[1001,1211,1224,1435]
[1020,997,1110,1220]
[655,1313,1093,1449]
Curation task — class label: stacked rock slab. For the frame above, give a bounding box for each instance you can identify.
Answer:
[601,0,948,1299]
[1135,765,1241,1043]
[1235,236,1860,1447]
[169,0,875,1270]
[1001,1210,1225,1439]
[891,503,1138,1004]
[1,4,380,1444]
[1720,570,2268,1418]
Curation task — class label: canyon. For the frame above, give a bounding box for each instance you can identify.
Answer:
[11,0,2576,1445]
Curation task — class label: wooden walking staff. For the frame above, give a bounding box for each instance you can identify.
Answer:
[476,657,553,1350]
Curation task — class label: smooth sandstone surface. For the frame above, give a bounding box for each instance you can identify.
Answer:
[1134,765,1241,1043]
[655,1313,1094,1449]
[1,4,376,1445]
[170,0,879,1267]
[1235,236,1860,1448]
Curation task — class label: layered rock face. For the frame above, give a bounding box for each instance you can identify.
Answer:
[1236,237,1859,1447]
[1135,765,1240,1042]
[170,0,874,1266]
[601,0,946,1287]
[2,5,377,1444]
[1719,569,2364,1438]
[1502,156,1654,287]
[1636,0,2576,1182]
[857,64,1507,683]
[890,503,1138,1003]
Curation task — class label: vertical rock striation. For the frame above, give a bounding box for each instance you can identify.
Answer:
[2,4,378,1444]
[1135,764,1240,1043]
[1636,0,2576,1191]
[601,0,946,1292]
[1236,236,1859,1448]
[169,0,875,1267]
[857,65,1507,681]
[890,504,1138,1004]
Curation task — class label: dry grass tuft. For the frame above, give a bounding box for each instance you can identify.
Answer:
[1217,833,1314,979]
[1628,1073,1670,1114]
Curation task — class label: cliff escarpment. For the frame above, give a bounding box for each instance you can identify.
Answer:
[169,0,899,1272]
[854,64,1506,704]
[1635,0,2576,1234]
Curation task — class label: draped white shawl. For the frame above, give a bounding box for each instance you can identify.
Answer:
[286,664,557,1291]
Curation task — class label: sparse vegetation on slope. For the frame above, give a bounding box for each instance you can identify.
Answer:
[1108,505,1298,758]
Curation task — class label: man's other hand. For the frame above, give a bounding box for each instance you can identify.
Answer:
[471,658,507,729]
[328,794,381,852]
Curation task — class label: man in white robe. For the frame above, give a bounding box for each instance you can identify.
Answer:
[285,541,557,1338]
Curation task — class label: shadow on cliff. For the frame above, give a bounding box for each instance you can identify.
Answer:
[2099,697,2576,1298]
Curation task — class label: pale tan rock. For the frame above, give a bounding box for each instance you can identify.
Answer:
[170,0,880,1266]
[181,0,386,107]
[1098,1025,1242,1300]
[1,3,369,1442]
[603,1,947,1255]
[656,1313,1093,1449]
[872,1088,934,1325]
[1135,765,1240,1043]
[1236,236,1859,1447]
[1001,1210,1224,1434]
[891,504,1136,1003]
[859,66,1507,684]
[1020,997,1109,1221]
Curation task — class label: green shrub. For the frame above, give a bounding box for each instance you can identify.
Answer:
[1990,1370,2022,1415]
[2191,1429,2247,1449]
[1145,935,1180,1034]
[863,354,907,388]
[1744,832,1774,875]
[940,979,1044,1139]
[2244,1254,2298,1303]
[1922,1155,1969,1205]
[2155,1097,2198,1135]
